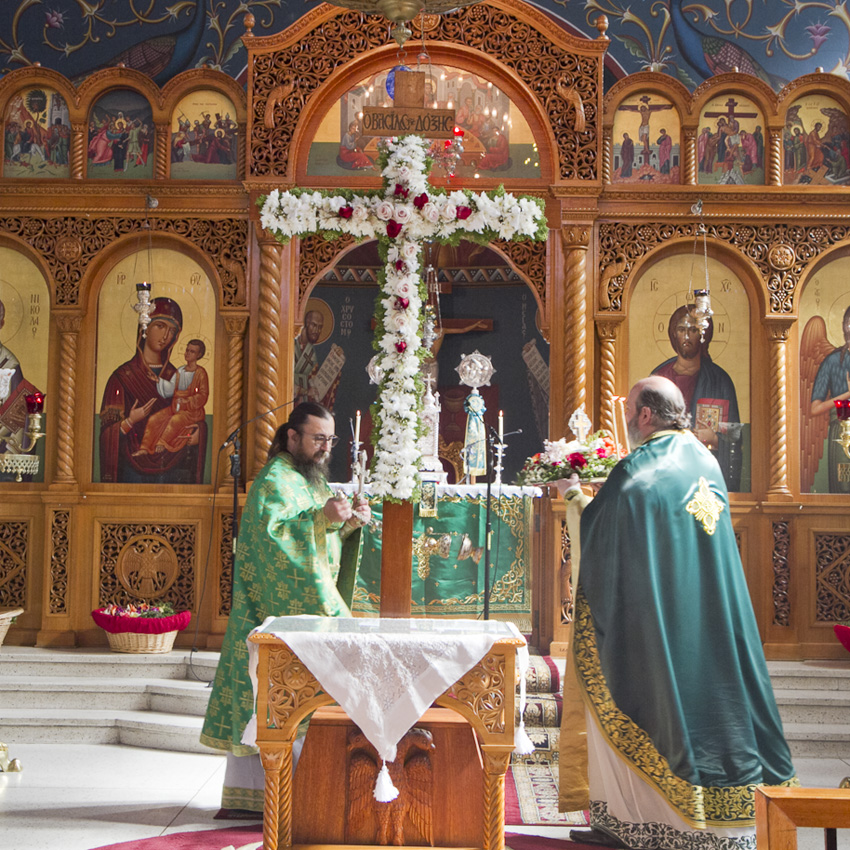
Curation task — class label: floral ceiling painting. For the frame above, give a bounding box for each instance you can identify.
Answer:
[0,1,847,93]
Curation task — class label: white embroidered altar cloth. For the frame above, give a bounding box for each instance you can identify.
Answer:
[243,616,526,764]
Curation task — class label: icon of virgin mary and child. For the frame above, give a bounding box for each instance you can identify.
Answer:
[98,297,209,484]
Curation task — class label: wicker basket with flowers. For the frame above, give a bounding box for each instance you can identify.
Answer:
[91,602,191,654]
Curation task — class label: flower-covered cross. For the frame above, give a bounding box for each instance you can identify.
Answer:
[259,135,547,501]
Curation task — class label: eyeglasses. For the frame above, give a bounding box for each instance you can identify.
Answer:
[299,432,339,447]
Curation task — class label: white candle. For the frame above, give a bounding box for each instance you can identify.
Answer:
[354,409,361,446]
[498,410,504,441]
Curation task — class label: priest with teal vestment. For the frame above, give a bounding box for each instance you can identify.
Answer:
[201,401,368,812]
[560,376,797,850]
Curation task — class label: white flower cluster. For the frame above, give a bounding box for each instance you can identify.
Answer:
[257,135,546,500]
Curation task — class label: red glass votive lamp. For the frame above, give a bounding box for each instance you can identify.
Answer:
[835,399,850,421]
[25,392,44,414]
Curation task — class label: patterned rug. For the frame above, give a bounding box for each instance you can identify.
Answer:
[89,826,600,850]
[506,762,588,826]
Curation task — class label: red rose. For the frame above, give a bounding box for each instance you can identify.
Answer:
[396,297,409,310]
[413,192,428,209]
[395,340,407,353]
[456,206,472,220]
[568,452,587,469]
[596,447,607,458]
[338,206,353,219]
[395,259,405,271]
[386,220,403,238]
[394,183,409,198]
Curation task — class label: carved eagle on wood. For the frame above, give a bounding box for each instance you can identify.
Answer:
[556,81,586,133]
[345,727,434,846]
[264,79,295,130]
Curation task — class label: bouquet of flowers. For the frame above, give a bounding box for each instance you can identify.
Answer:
[515,431,620,485]
[91,602,191,635]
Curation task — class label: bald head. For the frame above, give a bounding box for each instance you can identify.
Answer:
[626,376,690,446]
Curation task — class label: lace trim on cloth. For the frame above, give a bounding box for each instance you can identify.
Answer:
[574,593,797,829]
[589,801,756,850]
[243,616,528,764]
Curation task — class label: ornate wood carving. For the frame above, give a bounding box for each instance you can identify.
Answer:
[683,127,696,185]
[495,239,547,310]
[222,315,248,487]
[55,314,82,484]
[601,127,611,184]
[298,233,356,310]
[768,129,783,186]
[0,216,248,308]
[98,522,195,610]
[561,228,589,430]
[154,123,169,180]
[772,520,791,627]
[260,743,293,850]
[766,319,793,497]
[595,320,622,434]
[219,511,234,617]
[49,510,70,615]
[71,123,86,180]
[597,221,850,314]
[255,239,283,476]
[560,517,572,625]
[249,3,602,182]
[345,726,434,845]
[481,749,512,850]
[266,643,327,729]
[448,652,507,733]
[814,533,850,622]
[0,520,28,609]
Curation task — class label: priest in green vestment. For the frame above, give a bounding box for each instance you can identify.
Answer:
[201,401,368,811]
[560,376,796,850]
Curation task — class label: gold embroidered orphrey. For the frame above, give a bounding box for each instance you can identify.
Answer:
[686,477,724,536]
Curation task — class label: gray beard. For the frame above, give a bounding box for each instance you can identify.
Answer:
[291,452,330,485]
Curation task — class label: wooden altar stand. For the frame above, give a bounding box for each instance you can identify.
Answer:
[248,619,523,850]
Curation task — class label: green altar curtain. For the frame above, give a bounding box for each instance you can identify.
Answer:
[352,488,535,631]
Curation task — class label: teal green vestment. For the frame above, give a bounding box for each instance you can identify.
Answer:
[573,431,795,830]
[200,453,360,756]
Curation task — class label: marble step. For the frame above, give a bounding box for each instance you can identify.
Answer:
[766,660,850,691]
[0,646,218,681]
[0,676,212,715]
[773,688,850,725]
[0,707,219,754]
[782,722,850,759]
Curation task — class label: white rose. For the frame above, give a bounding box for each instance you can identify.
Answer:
[375,200,395,221]
[401,241,419,260]
[422,203,441,224]
[442,203,458,221]
[395,205,412,224]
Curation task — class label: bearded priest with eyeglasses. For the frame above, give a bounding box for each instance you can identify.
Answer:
[201,401,370,813]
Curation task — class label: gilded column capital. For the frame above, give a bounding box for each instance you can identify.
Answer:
[223,315,249,336]
[595,318,624,341]
[765,317,794,342]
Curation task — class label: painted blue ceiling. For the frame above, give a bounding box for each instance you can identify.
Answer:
[0,0,845,91]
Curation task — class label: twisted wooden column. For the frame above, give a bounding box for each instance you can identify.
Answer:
[70,123,86,179]
[766,320,793,497]
[481,748,512,850]
[221,315,248,486]
[154,123,169,179]
[683,127,697,185]
[768,129,783,186]
[55,314,82,484]
[255,240,283,477]
[601,128,612,184]
[560,227,590,434]
[260,744,292,850]
[596,320,622,435]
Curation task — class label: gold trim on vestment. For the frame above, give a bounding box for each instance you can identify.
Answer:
[686,476,724,536]
[573,592,798,828]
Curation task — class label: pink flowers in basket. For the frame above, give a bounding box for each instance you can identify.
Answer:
[91,602,191,635]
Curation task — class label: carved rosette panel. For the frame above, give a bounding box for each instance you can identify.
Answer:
[49,510,70,615]
[447,652,506,733]
[0,217,248,308]
[772,520,791,627]
[266,644,327,730]
[0,520,28,609]
[251,5,600,182]
[597,222,850,314]
[218,511,234,617]
[98,522,196,610]
[814,533,850,622]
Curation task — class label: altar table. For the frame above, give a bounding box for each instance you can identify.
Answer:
[247,616,525,850]
[343,484,539,629]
